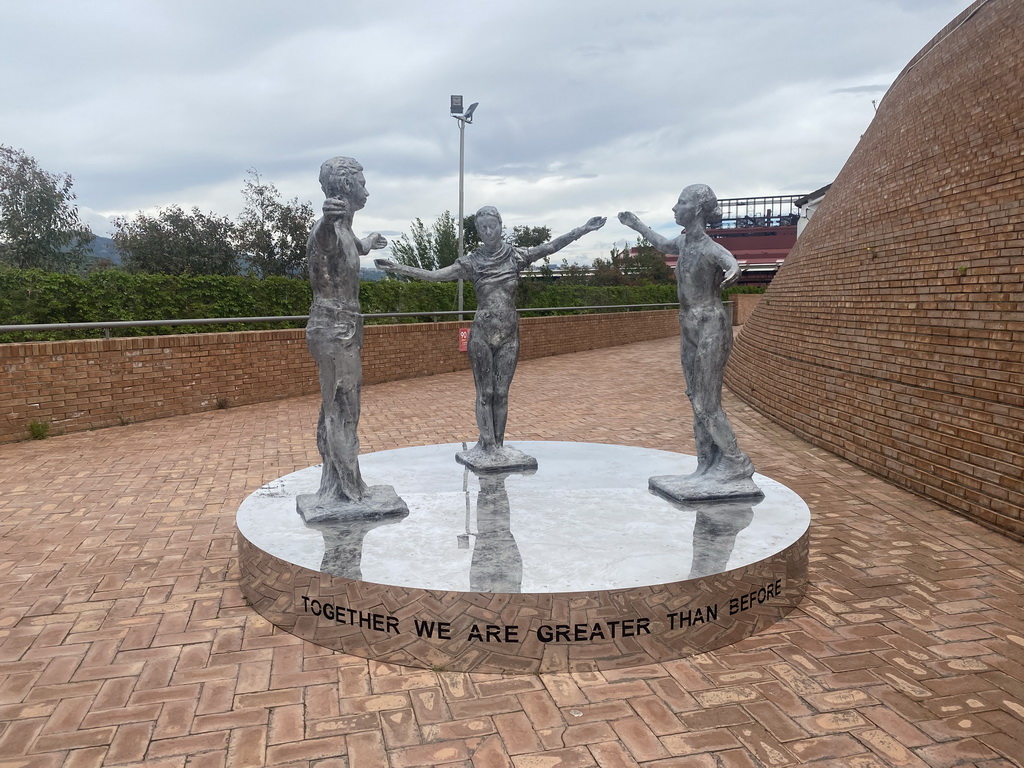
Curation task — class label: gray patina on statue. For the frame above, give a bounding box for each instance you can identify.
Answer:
[376,207,605,471]
[619,185,762,501]
[296,157,408,523]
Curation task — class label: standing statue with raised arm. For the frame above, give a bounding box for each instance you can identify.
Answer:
[619,184,762,501]
[376,206,606,471]
[296,157,408,523]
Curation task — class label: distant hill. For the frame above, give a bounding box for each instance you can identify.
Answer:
[84,235,121,266]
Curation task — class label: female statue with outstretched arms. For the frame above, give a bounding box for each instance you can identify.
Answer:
[377,206,605,470]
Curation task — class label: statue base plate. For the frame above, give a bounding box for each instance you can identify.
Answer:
[237,441,809,673]
[650,473,765,503]
[296,484,409,523]
[455,444,538,473]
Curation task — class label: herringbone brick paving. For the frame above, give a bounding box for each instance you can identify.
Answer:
[1,336,1022,767]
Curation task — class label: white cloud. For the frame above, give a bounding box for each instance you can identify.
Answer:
[1,0,970,259]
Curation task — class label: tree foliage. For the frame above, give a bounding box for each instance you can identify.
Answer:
[433,210,459,268]
[0,145,94,272]
[392,212,554,275]
[113,205,239,275]
[390,210,460,272]
[591,237,674,285]
[462,213,481,254]
[236,168,315,278]
[510,224,555,275]
[553,258,593,284]
[510,224,551,248]
[390,217,436,271]
[460,215,551,252]
[109,168,315,278]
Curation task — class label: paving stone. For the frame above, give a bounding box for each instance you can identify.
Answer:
[494,711,545,755]
[561,722,615,747]
[1,337,1023,767]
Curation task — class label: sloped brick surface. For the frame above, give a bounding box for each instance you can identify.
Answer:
[1,337,1022,766]
[726,0,1024,540]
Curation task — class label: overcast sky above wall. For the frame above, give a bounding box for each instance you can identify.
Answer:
[1,0,968,265]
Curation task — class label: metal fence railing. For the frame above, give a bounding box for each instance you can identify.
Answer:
[713,196,802,228]
[0,303,683,340]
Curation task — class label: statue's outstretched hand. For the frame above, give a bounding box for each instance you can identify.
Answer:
[617,211,640,229]
[720,264,740,289]
[323,197,349,221]
[367,233,388,250]
[374,258,396,270]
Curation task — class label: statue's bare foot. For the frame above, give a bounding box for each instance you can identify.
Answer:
[456,443,538,473]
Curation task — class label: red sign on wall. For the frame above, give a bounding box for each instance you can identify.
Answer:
[458,328,469,352]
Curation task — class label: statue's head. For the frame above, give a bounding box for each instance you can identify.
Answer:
[475,206,504,246]
[674,184,720,228]
[319,157,367,209]
[475,205,502,227]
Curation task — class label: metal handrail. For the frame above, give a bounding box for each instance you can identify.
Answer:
[0,316,310,335]
[0,303,681,337]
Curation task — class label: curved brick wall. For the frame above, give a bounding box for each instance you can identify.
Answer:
[726,0,1024,540]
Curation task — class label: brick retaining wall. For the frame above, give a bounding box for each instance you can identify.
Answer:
[730,294,762,326]
[0,310,678,444]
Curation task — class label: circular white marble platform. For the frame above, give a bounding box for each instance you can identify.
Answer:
[237,442,810,673]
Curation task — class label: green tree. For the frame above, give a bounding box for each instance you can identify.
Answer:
[390,210,461,273]
[236,168,315,278]
[0,145,94,271]
[461,213,481,253]
[510,224,551,248]
[459,216,550,252]
[390,217,437,271]
[433,210,459,268]
[113,206,239,275]
[511,224,554,275]
[393,212,554,275]
[591,237,674,286]
[554,258,593,284]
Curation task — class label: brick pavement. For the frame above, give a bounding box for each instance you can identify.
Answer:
[1,336,1022,767]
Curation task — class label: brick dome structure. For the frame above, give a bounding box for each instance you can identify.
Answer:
[726,0,1023,539]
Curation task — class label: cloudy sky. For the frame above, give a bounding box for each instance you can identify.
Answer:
[2,0,968,266]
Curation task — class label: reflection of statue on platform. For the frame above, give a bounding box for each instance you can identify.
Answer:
[462,469,527,593]
[619,185,762,501]
[312,508,410,579]
[296,157,408,523]
[376,207,606,472]
[677,498,758,579]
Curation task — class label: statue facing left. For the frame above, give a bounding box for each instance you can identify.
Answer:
[296,157,408,524]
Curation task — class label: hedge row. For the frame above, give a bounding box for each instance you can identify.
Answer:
[0,269,682,342]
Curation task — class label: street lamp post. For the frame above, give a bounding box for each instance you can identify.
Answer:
[451,96,478,320]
